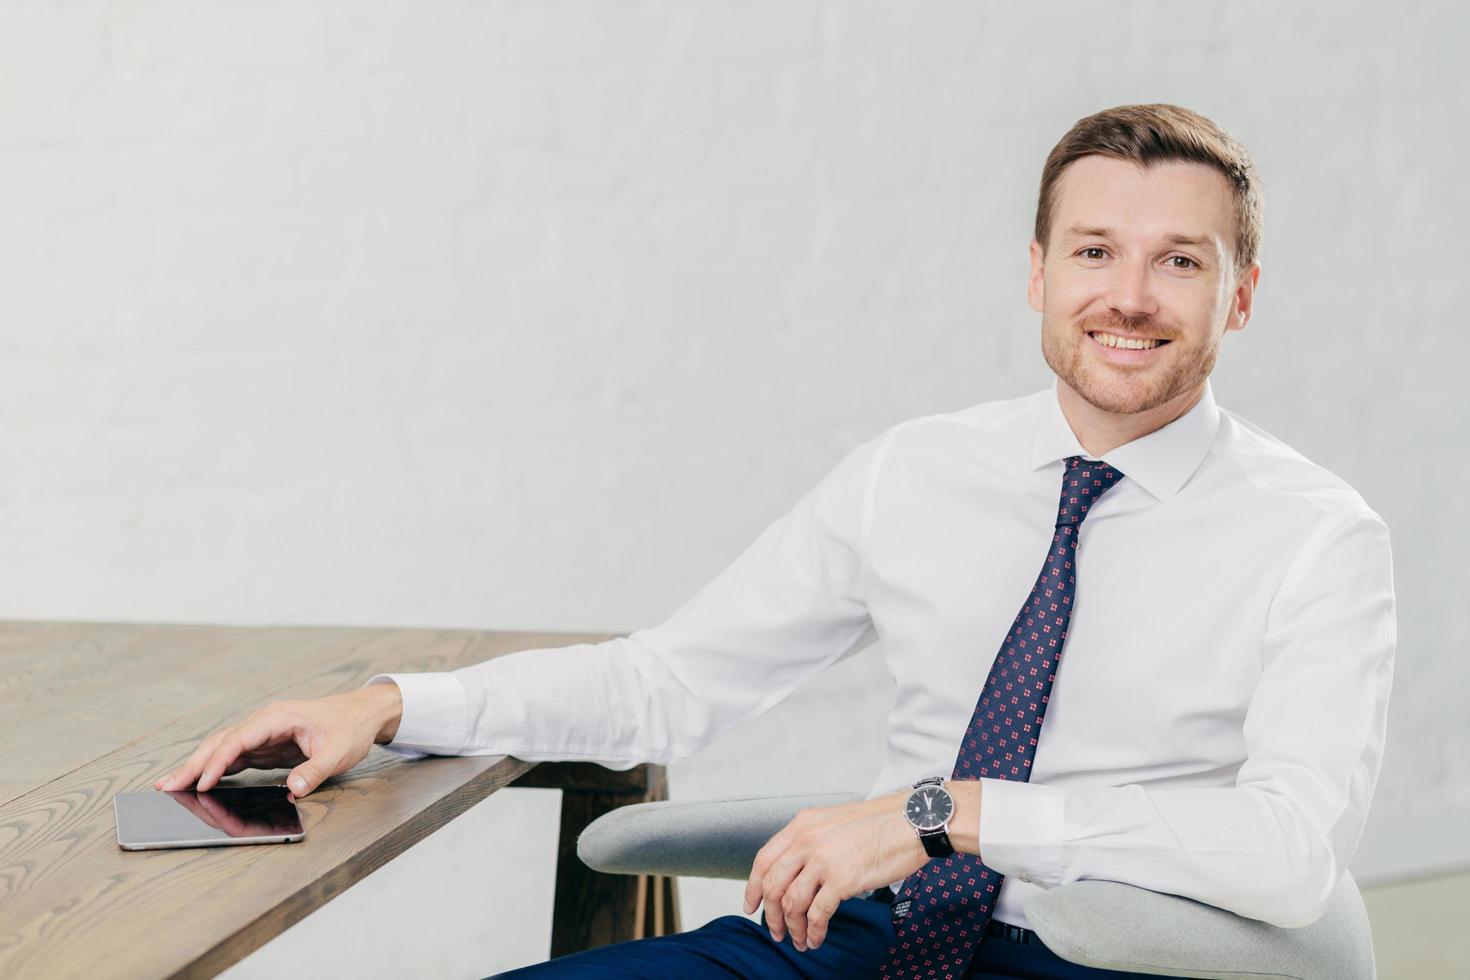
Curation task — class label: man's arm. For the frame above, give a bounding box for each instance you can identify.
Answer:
[368,428,894,768]
[974,511,1396,928]
[161,431,893,796]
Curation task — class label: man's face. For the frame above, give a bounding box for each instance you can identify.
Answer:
[1028,155,1259,416]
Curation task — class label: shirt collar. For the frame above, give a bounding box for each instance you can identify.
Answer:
[1030,378,1222,501]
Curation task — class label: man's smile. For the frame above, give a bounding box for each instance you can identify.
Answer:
[1087,329,1172,363]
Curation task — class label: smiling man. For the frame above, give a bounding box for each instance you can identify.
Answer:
[159,105,1395,980]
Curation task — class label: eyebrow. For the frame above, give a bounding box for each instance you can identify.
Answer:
[1062,225,1219,255]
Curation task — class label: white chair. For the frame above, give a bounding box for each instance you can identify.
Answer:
[577,792,1377,979]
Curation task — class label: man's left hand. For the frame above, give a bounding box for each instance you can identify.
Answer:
[741,790,928,953]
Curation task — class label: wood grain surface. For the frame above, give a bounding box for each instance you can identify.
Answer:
[0,620,614,979]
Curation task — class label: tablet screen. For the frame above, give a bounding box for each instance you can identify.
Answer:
[115,786,305,850]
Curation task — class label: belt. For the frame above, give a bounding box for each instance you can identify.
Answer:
[865,888,1038,946]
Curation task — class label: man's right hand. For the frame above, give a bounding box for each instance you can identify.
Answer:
[154,683,404,798]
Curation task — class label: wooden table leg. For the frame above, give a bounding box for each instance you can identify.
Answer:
[509,762,681,958]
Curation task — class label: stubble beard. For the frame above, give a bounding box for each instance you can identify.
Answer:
[1041,312,1221,416]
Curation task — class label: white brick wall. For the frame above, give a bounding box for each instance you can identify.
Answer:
[2,0,1464,974]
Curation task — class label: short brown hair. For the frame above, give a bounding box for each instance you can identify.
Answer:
[1034,104,1263,277]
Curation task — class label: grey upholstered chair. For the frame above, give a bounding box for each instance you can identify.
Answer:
[577,793,1377,979]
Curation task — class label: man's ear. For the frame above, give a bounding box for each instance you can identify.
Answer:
[1027,239,1045,313]
[1228,262,1261,333]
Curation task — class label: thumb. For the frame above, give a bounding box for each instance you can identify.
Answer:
[288,760,326,797]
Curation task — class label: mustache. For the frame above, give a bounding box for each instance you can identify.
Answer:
[1077,312,1173,340]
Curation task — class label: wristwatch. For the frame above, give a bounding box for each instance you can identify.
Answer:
[904,776,955,858]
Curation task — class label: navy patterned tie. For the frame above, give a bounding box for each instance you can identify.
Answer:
[878,455,1126,979]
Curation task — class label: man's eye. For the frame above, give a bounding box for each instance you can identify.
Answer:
[1167,255,1198,269]
[1080,247,1107,260]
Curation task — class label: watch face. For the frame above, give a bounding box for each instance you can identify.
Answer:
[906,786,953,832]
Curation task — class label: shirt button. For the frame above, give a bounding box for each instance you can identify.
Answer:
[1019,874,1033,883]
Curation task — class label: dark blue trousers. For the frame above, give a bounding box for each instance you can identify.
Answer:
[491,892,1155,978]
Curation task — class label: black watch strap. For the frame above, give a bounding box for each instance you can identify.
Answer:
[918,828,954,858]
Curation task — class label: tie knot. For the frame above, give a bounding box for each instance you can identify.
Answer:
[1056,455,1126,526]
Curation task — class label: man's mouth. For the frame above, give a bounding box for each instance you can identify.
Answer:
[1087,331,1172,351]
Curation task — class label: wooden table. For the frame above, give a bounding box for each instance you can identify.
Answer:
[0,620,680,978]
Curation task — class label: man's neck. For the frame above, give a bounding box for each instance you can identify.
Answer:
[1056,379,1206,458]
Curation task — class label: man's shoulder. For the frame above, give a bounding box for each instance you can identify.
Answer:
[816,390,1044,499]
[871,387,1049,452]
[1213,406,1385,529]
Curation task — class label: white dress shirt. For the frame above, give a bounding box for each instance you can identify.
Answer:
[368,380,1395,931]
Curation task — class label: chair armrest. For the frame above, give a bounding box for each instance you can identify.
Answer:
[577,793,1376,980]
[1021,872,1376,980]
[576,793,862,881]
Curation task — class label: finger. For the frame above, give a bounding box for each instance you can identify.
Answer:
[743,868,762,916]
[743,835,788,915]
[782,866,822,950]
[286,748,340,798]
[156,730,227,790]
[160,731,224,790]
[761,851,807,943]
[197,714,281,792]
[805,883,845,950]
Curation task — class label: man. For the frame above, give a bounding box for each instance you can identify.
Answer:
[157,104,1395,979]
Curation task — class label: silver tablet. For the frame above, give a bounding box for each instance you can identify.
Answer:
[115,786,305,850]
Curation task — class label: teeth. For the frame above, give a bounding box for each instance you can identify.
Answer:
[1091,332,1162,350]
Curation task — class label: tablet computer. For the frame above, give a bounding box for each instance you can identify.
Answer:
[115,786,305,850]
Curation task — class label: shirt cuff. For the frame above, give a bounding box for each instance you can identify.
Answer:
[364,672,470,757]
[978,777,1065,887]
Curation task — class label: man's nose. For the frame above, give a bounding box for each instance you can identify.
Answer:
[1105,255,1159,320]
